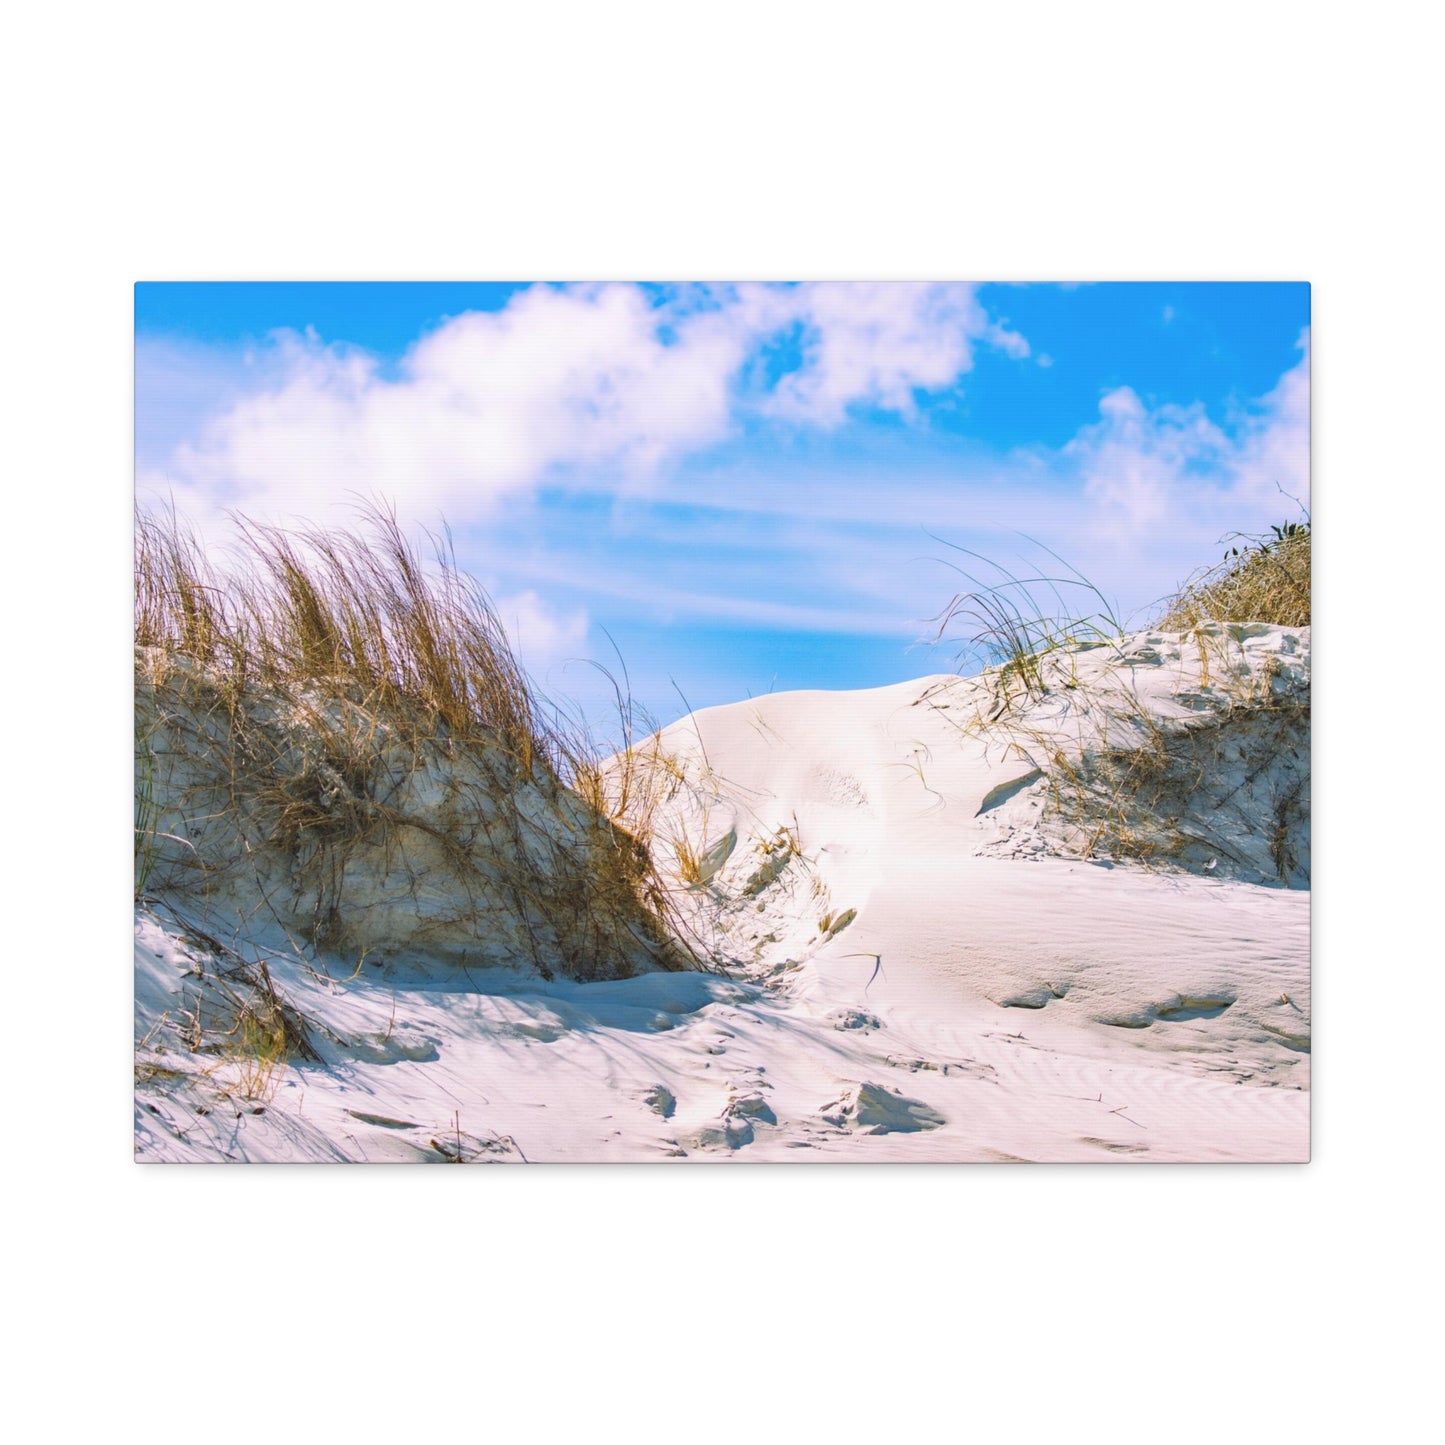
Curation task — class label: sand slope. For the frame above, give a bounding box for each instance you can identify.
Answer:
[135,625,1309,1162]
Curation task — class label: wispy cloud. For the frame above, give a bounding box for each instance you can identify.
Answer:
[481,545,910,638]
[476,333,1311,658]
[135,286,1310,726]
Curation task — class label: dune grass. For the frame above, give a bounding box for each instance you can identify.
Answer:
[925,524,1311,884]
[928,519,1310,695]
[926,534,1125,705]
[136,503,548,764]
[135,501,698,980]
[1155,521,1310,631]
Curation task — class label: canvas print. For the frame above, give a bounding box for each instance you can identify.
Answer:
[134,281,1310,1162]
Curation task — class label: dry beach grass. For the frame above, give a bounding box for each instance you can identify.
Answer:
[925,521,1311,883]
[134,507,1311,1157]
[135,503,696,988]
[1157,521,1311,632]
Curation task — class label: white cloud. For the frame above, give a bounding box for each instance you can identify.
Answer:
[756,281,1028,426]
[149,286,750,529]
[139,282,1031,532]
[1066,329,1310,539]
[463,334,1314,660]
[1229,328,1311,512]
[491,588,589,673]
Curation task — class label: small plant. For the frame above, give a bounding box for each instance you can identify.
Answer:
[1224,517,1310,561]
[226,996,290,1103]
[926,533,1124,708]
[1157,513,1311,631]
[673,833,705,887]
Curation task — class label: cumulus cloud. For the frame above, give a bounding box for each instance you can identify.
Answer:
[1066,329,1310,538]
[149,285,750,527]
[753,281,1028,426]
[140,282,1030,531]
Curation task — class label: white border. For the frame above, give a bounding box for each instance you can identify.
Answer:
[8,3,1421,1435]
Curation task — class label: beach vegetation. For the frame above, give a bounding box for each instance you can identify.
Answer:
[926,533,1124,705]
[926,523,1311,885]
[1155,516,1310,632]
[135,501,701,983]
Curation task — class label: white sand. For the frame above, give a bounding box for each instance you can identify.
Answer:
[135,624,1309,1162]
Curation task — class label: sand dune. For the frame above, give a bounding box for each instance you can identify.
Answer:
[135,624,1309,1162]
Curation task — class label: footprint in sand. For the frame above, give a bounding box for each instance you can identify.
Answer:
[1095,994,1236,1029]
[818,1081,945,1135]
[994,982,1069,1010]
[828,1007,881,1031]
[685,1085,778,1151]
[1259,1022,1311,1053]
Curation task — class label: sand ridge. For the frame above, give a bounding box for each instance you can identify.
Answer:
[135,626,1309,1162]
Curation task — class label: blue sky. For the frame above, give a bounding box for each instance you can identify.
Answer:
[135,281,1309,737]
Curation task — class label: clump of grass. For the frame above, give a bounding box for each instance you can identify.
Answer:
[1156,520,1310,631]
[135,502,697,979]
[137,502,546,765]
[925,527,1310,886]
[571,712,689,869]
[926,534,1124,705]
[672,833,706,887]
[135,907,320,1110]
[225,985,292,1103]
[569,682,746,927]
[1037,700,1308,883]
